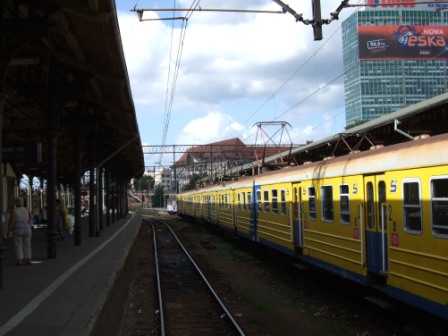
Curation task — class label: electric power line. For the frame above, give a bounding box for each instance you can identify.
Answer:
[159,0,201,166]
[239,1,365,144]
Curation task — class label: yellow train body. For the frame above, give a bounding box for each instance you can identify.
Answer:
[177,134,448,319]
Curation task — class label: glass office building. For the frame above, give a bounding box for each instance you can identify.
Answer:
[342,3,448,127]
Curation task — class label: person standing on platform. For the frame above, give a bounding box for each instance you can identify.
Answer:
[8,197,33,265]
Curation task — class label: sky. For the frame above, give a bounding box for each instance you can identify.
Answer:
[115,0,359,168]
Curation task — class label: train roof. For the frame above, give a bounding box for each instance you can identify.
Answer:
[208,92,448,180]
[181,133,448,194]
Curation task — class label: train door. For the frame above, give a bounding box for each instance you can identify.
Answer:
[249,184,260,241]
[207,195,211,223]
[292,184,303,248]
[231,190,237,232]
[364,175,388,276]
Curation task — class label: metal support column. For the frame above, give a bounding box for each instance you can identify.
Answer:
[74,118,82,245]
[46,56,59,259]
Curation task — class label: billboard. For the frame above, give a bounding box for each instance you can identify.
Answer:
[358,25,448,60]
[365,0,447,10]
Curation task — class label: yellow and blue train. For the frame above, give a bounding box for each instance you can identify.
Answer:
[177,133,448,320]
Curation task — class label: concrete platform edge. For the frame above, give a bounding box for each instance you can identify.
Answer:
[59,213,142,336]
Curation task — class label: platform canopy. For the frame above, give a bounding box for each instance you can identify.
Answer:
[1,0,144,183]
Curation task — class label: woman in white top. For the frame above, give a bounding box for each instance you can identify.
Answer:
[8,197,33,265]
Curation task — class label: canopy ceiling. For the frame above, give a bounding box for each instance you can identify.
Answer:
[1,0,144,183]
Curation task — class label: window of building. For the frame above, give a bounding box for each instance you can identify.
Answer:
[403,179,422,233]
[340,184,350,224]
[308,187,316,220]
[431,177,448,237]
[272,189,278,214]
[322,185,334,221]
[264,190,270,213]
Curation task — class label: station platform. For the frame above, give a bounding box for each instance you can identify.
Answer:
[0,212,142,336]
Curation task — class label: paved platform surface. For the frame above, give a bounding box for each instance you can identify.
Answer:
[0,212,142,336]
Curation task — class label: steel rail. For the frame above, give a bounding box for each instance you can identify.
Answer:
[147,217,246,336]
[148,219,166,336]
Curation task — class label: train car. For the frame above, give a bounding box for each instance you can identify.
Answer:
[177,133,448,320]
[249,174,295,255]
[215,187,235,233]
[201,187,218,225]
[166,198,177,215]
[233,179,255,240]
[177,190,194,217]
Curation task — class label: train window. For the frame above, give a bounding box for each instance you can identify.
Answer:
[272,189,278,214]
[247,192,252,211]
[403,180,422,233]
[378,181,387,230]
[430,178,448,237]
[322,185,334,221]
[281,189,287,216]
[264,190,270,213]
[308,187,316,220]
[242,192,246,210]
[340,184,350,224]
[256,190,262,213]
[293,188,299,218]
[237,193,241,210]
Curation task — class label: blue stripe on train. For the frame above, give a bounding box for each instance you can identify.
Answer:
[257,237,296,256]
[302,255,369,286]
[388,285,448,320]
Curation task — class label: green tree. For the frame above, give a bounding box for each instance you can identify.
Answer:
[183,174,202,191]
[134,175,155,191]
[152,184,165,208]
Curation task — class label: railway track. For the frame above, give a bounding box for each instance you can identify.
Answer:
[144,217,245,336]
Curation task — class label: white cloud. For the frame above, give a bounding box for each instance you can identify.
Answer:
[176,111,247,144]
[116,0,355,165]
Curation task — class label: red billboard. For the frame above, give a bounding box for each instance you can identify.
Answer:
[365,0,447,10]
[366,0,416,8]
[358,25,448,60]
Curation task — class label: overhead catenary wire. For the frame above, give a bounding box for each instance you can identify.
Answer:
[239,25,348,144]
[158,0,200,167]
[240,1,366,144]
[136,7,285,14]
[264,0,448,142]
[136,1,355,166]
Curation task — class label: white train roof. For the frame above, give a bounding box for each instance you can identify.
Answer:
[182,133,448,193]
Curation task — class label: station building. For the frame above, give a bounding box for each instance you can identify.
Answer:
[342,0,448,127]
